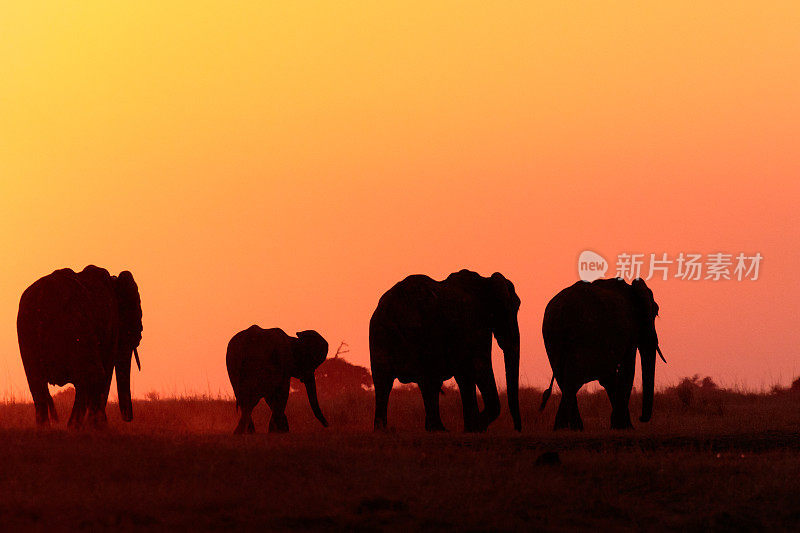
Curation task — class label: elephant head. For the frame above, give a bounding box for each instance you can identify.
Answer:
[293,330,329,427]
[487,272,522,431]
[631,278,664,423]
[113,271,143,422]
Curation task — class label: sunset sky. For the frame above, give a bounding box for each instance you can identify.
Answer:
[2,2,799,400]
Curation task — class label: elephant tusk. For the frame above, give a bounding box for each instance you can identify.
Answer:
[134,347,141,371]
[656,346,666,364]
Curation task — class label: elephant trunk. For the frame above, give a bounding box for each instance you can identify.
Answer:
[639,345,657,423]
[304,374,328,428]
[504,331,522,432]
[116,352,133,422]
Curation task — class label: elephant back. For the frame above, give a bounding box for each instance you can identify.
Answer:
[370,273,481,381]
[543,279,638,355]
[18,266,118,385]
[226,326,291,402]
[371,275,439,347]
[76,266,118,335]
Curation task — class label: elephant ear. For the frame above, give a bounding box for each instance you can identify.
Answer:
[295,330,329,373]
[631,278,659,320]
[115,271,143,349]
[488,272,521,316]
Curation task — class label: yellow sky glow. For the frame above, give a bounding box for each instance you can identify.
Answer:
[2,2,799,398]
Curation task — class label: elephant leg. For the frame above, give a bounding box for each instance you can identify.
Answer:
[267,384,290,433]
[454,375,480,432]
[553,394,570,430]
[101,369,114,410]
[569,393,584,430]
[603,379,629,430]
[474,360,501,431]
[613,400,633,430]
[234,397,258,435]
[90,410,108,429]
[87,385,108,430]
[68,387,89,429]
[615,367,635,430]
[419,379,446,432]
[373,375,393,431]
[601,378,620,429]
[268,410,289,433]
[46,392,57,423]
[554,387,582,431]
[28,379,53,427]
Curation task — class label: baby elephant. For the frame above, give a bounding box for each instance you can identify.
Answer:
[226,326,329,433]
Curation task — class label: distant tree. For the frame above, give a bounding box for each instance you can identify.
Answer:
[291,342,373,397]
[791,377,800,393]
[675,378,694,408]
[700,376,718,390]
[315,357,373,396]
[671,375,719,408]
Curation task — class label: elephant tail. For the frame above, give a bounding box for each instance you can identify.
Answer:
[539,374,555,411]
[46,392,58,422]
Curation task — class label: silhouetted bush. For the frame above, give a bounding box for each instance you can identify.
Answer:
[291,356,373,398]
[316,357,373,396]
[665,375,725,417]
[772,377,800,395]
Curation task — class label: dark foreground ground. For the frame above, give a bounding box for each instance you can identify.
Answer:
[1,385,799,531]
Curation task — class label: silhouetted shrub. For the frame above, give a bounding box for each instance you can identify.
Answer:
[676,379,694,408]
[768,377,800,395]
[700,376,718,390]
[291,356,373,398]
[666,375,724,416]
[146,390,161,402]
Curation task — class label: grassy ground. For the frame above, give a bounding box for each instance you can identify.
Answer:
[1,385,799,531]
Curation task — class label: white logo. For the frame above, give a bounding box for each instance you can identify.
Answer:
[576,250,763,282]
[578,250,608,281]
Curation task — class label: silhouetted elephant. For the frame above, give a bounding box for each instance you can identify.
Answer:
[17,266,143,428]
[226,327,329,433]
[370,269,522,432]
[540,278,666,430]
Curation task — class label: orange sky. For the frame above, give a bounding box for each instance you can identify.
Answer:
[2,3,799,399]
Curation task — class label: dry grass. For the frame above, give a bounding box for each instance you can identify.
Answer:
[1,383,799,531]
